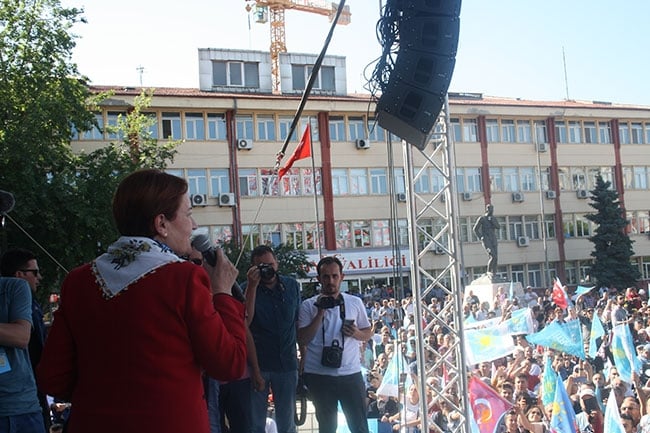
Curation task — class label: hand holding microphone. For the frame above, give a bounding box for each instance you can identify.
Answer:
[191,234,243,300]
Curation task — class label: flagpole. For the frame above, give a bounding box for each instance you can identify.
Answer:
[308,117,322,259]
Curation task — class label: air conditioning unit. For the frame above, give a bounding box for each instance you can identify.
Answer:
[461,192,472,201]
[191,194,208,207]
[546,190,557,199]
[512,192,525,202]
[434,245,445,255]
[355,139,370,149]
[576,189,589,199]
[396,192,407,202]
[218,193,236,207]
[537,142,548,152]
[237,139,253,150]
[517,236,530,247]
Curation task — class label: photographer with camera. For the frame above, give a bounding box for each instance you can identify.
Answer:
[298,256,373,433]
[243,245,301,433]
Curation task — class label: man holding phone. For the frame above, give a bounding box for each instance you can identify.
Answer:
[298,256,373,433]
[575,386,603,433]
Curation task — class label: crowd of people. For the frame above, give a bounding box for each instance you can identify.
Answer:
[3,168,650,433]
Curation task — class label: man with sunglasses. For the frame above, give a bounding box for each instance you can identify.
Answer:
[1,248,49,431]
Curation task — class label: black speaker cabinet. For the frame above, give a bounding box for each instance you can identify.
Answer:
[376,0,461,150]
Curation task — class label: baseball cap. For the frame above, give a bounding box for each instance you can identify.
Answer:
[579,388,595,398]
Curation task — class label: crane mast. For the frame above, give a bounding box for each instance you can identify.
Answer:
[246,0,351,94]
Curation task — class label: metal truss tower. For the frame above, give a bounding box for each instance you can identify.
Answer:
[402,98,470,432]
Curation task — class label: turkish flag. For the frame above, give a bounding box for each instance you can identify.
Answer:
[469,376,513,433]
[552,278,568,309]
[278,124,312,179]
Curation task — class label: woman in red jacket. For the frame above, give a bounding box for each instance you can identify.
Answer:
[37,169,247,433]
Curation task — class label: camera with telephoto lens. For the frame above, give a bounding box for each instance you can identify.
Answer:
[321,339,343,368]
[257,263,276,280]
[314,295,343,309]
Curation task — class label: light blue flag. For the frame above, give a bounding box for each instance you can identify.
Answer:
[509,280,514,300]
[588,312,606,359]
[526,320,586,359]
[550,374,578,433]
[603,382,625,433]
[541,354,557,406]
[611,323,642,383]
[503,308,535,335]
[465,326,516,365]
[376,344,404,397]
[465,313,477,325]
[575,285,595,296]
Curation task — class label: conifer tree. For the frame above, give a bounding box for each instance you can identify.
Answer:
[585,174,640,289]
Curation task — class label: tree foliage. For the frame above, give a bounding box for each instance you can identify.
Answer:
[585,174,640,289]
[0,1,179,300]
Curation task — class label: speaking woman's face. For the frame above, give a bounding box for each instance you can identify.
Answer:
[156,193,197,256]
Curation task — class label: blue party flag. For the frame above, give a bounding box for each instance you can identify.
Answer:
[588,312,606,359]
[465,326,516,365]
[611,323,641,383]
[526,319,585,359]
[603,382,625,433]
[549,374,578,433]
[541,354,557,406]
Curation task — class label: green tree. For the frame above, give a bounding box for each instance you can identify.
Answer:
[585,174,640,289]
[0,1,179,300]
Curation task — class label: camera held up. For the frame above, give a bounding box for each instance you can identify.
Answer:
[314,295,343,310]
[257,263,276,280]
[321,339,343,368]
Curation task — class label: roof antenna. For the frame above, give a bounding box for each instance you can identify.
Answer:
[562,47,570,100]
[136,65,145,86]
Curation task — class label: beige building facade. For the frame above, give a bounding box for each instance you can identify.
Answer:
[73,49,650,294]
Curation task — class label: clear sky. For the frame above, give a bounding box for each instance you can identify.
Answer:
[60,0,650,106]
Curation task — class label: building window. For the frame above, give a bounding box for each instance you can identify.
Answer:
[571,167,587,190]
[557,167,569,191]
[619,122,631,144]
[503,167,519,192]
[372,220,391,246]
[463,118,478,142]
[575,215,591,237]
[187,169,207,196]
[185,113,205,140]
[567,121,582,143]
[285,223,304,249]
[516,120,532,143]
[211,225,233,244]
[555,121,567,143]
[80,113,104,140]
[368,121,386,142]
[239,169,258,197]
[485,119,499,142]
[332,169,349,195]
[632,123,645,144]
[397,219,409,245]
[413,167,430,193]
[393,168,406,194]
[634,167,648,189]
[161,112,182,139]
[370,168,388,194]
[450,118,461,142]
[262,224,282,246]
[599,122,612,143]
[336,221,352,248]
[291,64,335,91]
[583,121,597,144]
[510,265,524,285]
[456,167,482,193]
[209,169,230,196]
[432,169,445,192]
[501,119,515,143]
[236,115,254,140]
[213,61,260,88]
[207,113,227,140]
[524,216,540,239]
[535,120,547,144]
[106,111,126,140]
[519,167,536,191]
[260,168,278,196]
[302,168,322,195]
[280,169,302,196]
[305,222,323,250]
[489,167,503,192]
[257,115,276,141]
[349,168,368,195]
[329,117,346,141]
[352,221,371,248]
[348,117,365,141]
[242,225,261,250]
[544,215,556,239]
[508,216,524,240]
[527,264,542,288]
[645,124,650,144]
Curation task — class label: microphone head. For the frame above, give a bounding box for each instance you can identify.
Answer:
[0,190,15,213]
[191,233,212,253]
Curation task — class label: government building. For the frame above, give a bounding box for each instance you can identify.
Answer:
[72,48,650,294]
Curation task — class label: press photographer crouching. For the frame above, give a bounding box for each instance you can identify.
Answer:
[297,256,373,433]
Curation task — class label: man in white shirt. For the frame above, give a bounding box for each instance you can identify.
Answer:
[298,256,373,433]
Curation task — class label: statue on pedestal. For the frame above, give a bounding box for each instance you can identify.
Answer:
[473,204,500,277]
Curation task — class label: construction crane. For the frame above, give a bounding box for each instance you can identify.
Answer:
[245,1,351,94]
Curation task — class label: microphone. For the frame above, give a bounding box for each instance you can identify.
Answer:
[191,233,217,266]
[0,190,15,214]
[191,234,244,302]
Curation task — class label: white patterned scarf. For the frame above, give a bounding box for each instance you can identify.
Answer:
[93,236,183,299]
